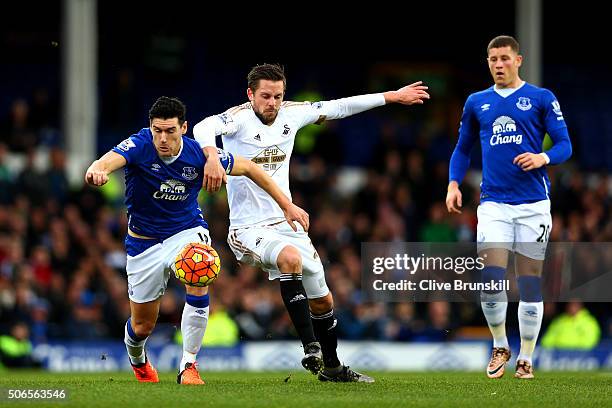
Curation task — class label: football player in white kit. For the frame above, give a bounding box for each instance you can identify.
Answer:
[85,96,309,384]
[194,64,429,382]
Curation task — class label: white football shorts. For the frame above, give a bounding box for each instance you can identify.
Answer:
[227,220,329,299]
[477,199,552,260]
[125,226,210,303]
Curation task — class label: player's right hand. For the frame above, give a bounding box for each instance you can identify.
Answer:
[203,147,225,193]
[283,203,310,232]
[85,168,109,186]
[446,182,462,214]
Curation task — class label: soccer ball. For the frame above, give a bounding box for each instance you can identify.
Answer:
[174,243,221,287]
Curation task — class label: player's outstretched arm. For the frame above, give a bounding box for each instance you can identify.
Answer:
[229,156,309,232]
[84,151,127,186]
[303,82,430,127]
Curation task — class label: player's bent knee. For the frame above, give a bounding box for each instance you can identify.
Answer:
[132,320,156,339]
[309,292,334,314]
[277,246,302,273]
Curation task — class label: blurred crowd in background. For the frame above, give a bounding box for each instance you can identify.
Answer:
[0,88,609,360]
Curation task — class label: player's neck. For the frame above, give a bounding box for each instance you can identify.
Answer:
[495,78,524,90]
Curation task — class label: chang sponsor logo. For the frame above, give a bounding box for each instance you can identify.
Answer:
[490,116,523,146]
[153,179,189,201]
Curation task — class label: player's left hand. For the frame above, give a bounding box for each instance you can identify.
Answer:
[385,81,430,105]
[283,203,310,232]
[203,153,226,193]
[513,152,547,171]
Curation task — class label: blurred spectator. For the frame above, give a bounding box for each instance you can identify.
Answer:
[419,203,457,242]
[203,305,239,346]
[385,303,420,341]
[0,143,14,204]
[414,301,453,342]
[44,148,70,205]
[541,301,601,350]
[16,150,49,206]
[0,99,37,152]
[0,322,41,368]
[29,299,50,343]
[29,88,57,131]
[102,68,138,132]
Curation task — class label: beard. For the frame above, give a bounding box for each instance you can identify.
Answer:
[254,109,278,125]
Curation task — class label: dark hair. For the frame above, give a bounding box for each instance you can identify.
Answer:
[247,63,286,92]
[487,35,520,54]
[487,35,519,54]
[148,96,186,124]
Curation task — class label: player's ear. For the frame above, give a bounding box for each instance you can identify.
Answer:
[181,120,188,134]
[247,88,254,102]
[516,54,523,67]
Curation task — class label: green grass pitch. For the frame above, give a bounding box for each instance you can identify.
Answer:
[1,371,611,407]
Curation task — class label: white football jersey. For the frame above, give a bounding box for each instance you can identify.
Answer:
[194,94,385,227]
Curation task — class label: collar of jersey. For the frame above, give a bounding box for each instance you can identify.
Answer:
[493,81,525,98]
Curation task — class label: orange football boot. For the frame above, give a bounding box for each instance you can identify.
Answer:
[131,357,159,383]
[177,362,205,385]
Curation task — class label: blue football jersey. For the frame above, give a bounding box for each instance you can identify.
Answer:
[112,128,234,240]
[455,83,567,204]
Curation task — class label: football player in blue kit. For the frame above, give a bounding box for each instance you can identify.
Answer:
[446,36,572,379]
[85,96,309,384]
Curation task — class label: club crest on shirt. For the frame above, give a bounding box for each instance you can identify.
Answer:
[182,167,198,180]
[516,97,532,111]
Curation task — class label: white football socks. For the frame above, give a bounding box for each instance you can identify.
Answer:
[179,296,209,372]
[517,301,544,364]
[481,291,509,349]
[124,318,147,365]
